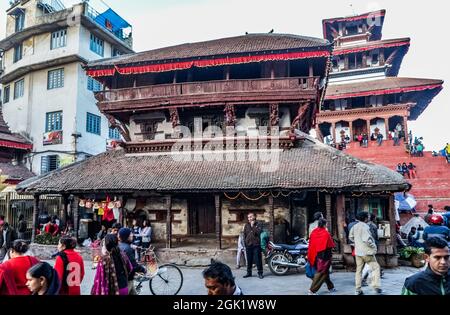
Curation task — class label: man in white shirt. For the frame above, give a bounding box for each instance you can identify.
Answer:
[203,261,244,295]
[349,211,382,295]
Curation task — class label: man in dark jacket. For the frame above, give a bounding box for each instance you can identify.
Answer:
[0,223,17,262]
[402,237,450,295]
[243,213,264,279]
[118,228,146,295]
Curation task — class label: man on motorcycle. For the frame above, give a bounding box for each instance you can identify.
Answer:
[424,214,450,243]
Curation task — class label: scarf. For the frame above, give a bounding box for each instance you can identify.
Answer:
[91,251,131,295]
[307,227,335,266]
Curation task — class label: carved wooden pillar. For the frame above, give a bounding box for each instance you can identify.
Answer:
[349,120,354,141]
[31,195,40,243]
[62,194,69,227]
[380,49,385,66]
[270,62,275,79]
[173,71,178,84]
[71,196,80,240]
[366,119,371,137]
[215,195,222,249]
[308,61,314,77]
[325,194,333,235]
[224,66,230,80]
[384,117,390,138]
[166,195,172,249]
[388,195,397,254]
[169,108,180,138]
[335,194,346,254]
[269,195,275,242]
[269,103,279,135]
[362,52,368,68]
[224,104,236,128]
[331,122,336,142]
[403,116,409,144]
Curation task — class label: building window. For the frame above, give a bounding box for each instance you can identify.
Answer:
[13,79,24,99]
[41,155,60,174]
[13,43,23,63]
[15,11,25,32]
[45,111,63,132]
[90,34,104,56]
[86,112,101,135]
[87,76,102,92]
[3,86,10,104]
[109,127,120,139]
[51,29,67,49]
[48,68,64,89]
[112,47,122,57]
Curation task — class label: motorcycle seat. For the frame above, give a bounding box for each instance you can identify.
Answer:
[277,244,299,250]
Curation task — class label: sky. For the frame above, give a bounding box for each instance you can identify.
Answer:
[0,0,448,151]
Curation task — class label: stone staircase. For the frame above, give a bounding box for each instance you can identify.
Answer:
[345,140,450,214]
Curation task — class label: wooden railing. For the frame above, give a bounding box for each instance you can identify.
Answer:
[97,77,320,103]
[124,135,305,154]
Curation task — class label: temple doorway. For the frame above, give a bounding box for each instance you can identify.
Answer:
[188,195,216,236]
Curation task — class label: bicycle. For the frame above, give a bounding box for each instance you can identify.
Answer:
[134,245,184,295]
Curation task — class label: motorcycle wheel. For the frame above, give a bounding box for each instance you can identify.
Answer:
[268,253,290,276]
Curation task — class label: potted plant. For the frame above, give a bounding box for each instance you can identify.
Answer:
[399,246,425,268]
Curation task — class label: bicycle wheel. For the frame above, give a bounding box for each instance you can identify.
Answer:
[149,264,183,295]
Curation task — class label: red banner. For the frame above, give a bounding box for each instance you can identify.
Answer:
[333,40,410,56]
[326,84,443,100]
[87,50,331,77]
[0,140,32,150]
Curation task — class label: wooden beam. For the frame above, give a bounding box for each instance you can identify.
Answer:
[215,194,222,249]
[269,195,275,242]
[388,195,397,255]
[31,194,40,243]
[166,195,172,249]
[335,194,346,254]
[325,194,333,235]
[72,196,80,241]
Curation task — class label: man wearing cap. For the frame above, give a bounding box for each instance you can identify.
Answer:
[118,228,146,295]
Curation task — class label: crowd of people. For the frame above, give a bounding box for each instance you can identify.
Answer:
[0,213,153,295]
[1,208,449,296]
[395,162,417,179]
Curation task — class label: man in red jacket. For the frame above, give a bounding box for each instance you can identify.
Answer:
[54,236,85,295]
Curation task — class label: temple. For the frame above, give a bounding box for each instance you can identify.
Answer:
[316,10,446,214]
[17,33,410,267]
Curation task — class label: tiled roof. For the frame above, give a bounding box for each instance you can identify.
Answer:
[0,163,35,181]
[87,33,331,68]
[326,77,444,98]
[17,135,409,194]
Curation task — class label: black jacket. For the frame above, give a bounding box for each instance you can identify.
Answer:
[402,267,450,295]
[118,242,146,280]
[243,222,262,247]
[0,227,17,250]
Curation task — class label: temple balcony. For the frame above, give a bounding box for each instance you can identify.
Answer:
[95,76,320,114]
[123,135,304,154]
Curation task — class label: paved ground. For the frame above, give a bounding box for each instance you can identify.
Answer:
[46,260,420,295]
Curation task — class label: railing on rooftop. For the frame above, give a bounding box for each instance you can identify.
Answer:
[84,3,133,47]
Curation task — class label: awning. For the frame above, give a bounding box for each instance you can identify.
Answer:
[95,8,131,33]
[395,192,417,212]
[86,50,331,77]
[0,140,33,151]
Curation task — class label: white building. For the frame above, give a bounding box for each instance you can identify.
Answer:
[0,0,133,175]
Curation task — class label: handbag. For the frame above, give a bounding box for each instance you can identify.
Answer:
[305,261,316,279]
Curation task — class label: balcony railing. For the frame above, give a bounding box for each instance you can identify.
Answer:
[97,77,320,105]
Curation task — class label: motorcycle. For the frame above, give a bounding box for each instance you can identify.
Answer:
[266,237,308,276]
